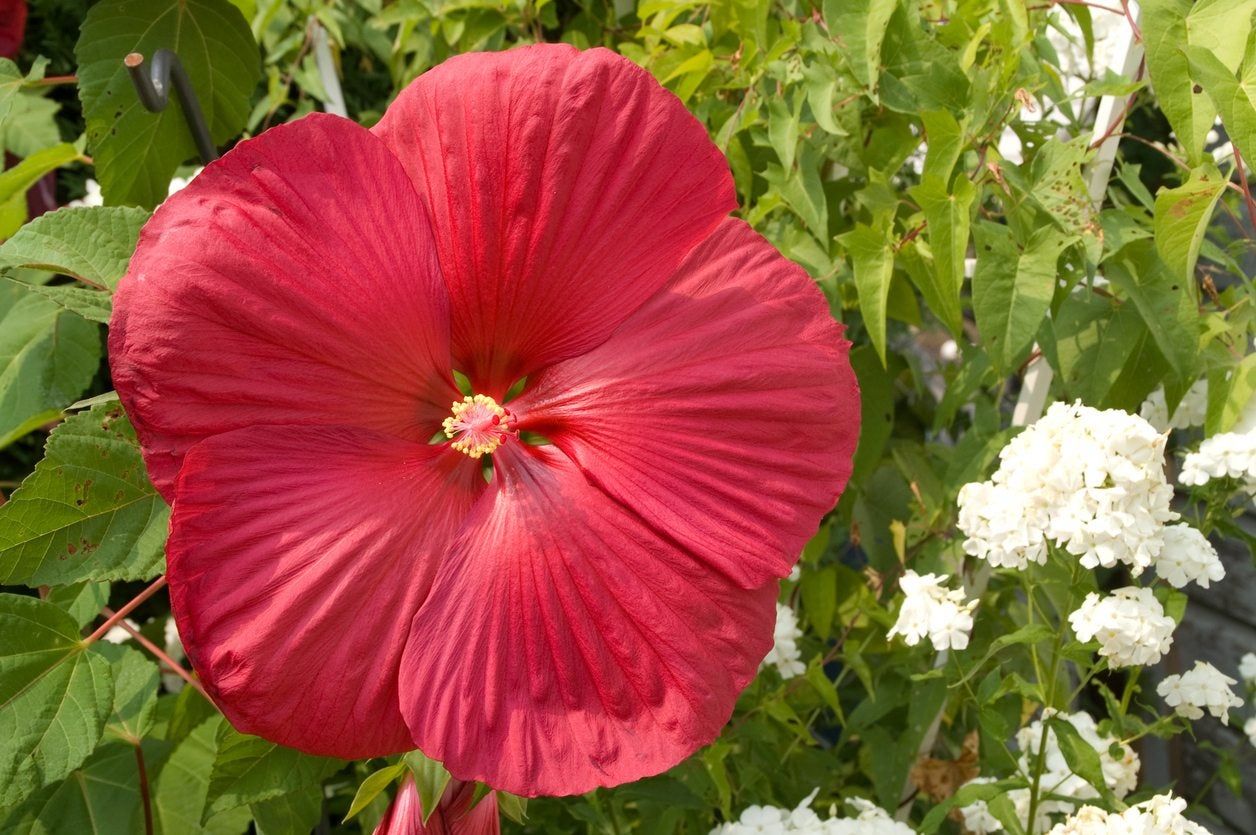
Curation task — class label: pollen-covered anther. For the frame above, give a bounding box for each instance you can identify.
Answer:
[442,394,516,459]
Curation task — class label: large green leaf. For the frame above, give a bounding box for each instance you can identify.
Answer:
[251,785,323,835]
[908,174,974,336]
[0,207,149,291]
[1142,0,1253,163]
[840,221,896,365]
[971,222,1070,374]
[823,0,898,89]
[0,742,143,834]
[1153,163,1227,285]
[96,644,159,745]
[204,727,340,821]
[0,282,100,448]
[1104,240,1200,381]
[0,404,170,586]
[76,0,260,208]
[0,594,115,810]
[153,717,253,835]
[1183,41,1256,169]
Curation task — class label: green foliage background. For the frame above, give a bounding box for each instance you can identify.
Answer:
[1,0,1255,833]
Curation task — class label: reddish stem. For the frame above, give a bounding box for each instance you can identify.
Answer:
[32,74,77,87]
[1231,145,1256,236]
[101,606,208,699]
[135,745,154,835]
[83,576,167,645]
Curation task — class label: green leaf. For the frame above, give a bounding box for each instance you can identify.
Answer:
[402,750,452,824]
[251,785,324,835]
[0,594,115,810]
[0,58,24,125]
[156,716,255,834]
[920,109,966,183]
[1206,352,1256,433]
[204,726,341,821]
[497,792,527,824]
[76,0,260,207]
[1104,240,1200,381]
[909,174,974,336]
[11,281,113,324]
[800,564,837,640]
[824,0,898,89]
[0,404,170,586]
[45,580,111,628]
[919,777,1024,833]
[1183,41,1256,167]
[0,282,101,447]
[840,222,896,365]
[0,741,143,835]
[1143,0,1253,162]
[0,143,83,206]
[971,222,1070,373]
[1045,716,1116,804]
[2,94,61,158]
[0,206,149,290]
[344,763,405,822]
[1153,163,1227,284]
[95,644,159,744]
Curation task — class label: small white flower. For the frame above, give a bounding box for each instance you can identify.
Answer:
[1016,710,1140,803]
[1239,652,1256,686]
[1068,587,1175,667]
[1140,381,1207,432]
[66,179,103,208]
[887,570,976,652]
[1244,716,1256,748]
[102,617,140,644]
[956,778,1003,834]
[1154,524,1225,588]
[761,603,806,680]
[1047,793,1211,834]
[1157,661,1244,722]
[710,791,912,834]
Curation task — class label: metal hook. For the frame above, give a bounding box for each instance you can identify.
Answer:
[124,49,219,164]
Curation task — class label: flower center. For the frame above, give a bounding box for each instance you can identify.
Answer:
[442,394,515,459]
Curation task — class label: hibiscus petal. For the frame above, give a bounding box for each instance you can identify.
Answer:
[110,112,456,498]
[168,425,483,758]
[372,44,736,395]
[399,443,776,796]
[511,218,860,588]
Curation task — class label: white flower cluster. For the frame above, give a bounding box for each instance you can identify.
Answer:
[1017,710,1140,801]
[710,792,912,835]
[1157,661,1244,722]
[1047,793,1211,834]
[1154,524,1225,589]
[1141,382,1208,432]
[1068,587,1176,667]
[762,603,806,679]
[1245,717,1256,748]
[957,403,1175,574]
[958,712,1139,833]
[886,571,976,651]
[1179,430,1256,493]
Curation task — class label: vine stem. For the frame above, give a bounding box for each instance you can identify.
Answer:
[135,744,154,835]
[101,605,208,699]
[83,576,167,646]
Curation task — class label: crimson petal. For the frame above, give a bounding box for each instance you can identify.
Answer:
[399,443,776,796]
[169,426,483,758]
[110,113,456,498]
[372,44,736,395]
[512,218,860,588]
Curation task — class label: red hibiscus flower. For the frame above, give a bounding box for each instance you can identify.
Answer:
[0,0,25,60]
[374,777,499,835]
[109,44,859,796]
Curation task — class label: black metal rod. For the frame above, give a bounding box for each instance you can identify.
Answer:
[124,49,218,164]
